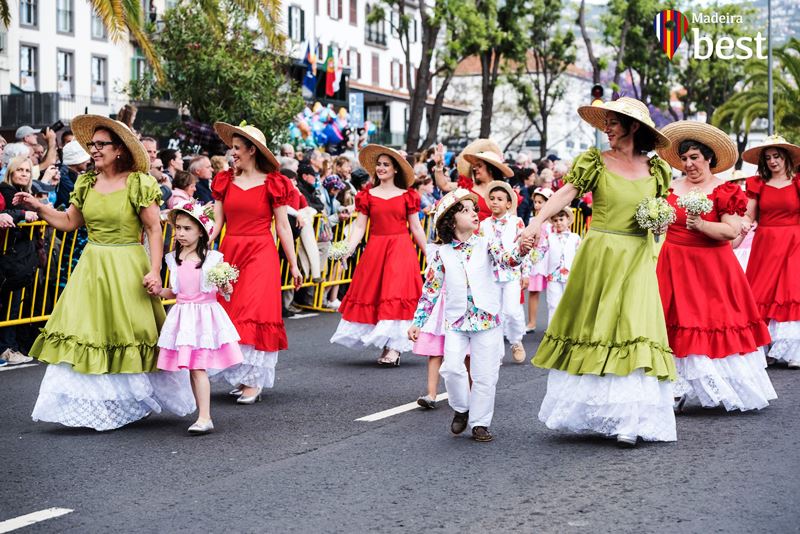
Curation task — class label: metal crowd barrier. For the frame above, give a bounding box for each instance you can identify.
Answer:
[0,208,587,326]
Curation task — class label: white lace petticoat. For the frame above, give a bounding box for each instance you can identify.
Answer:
[32,363,196,431]
[767,320,800,365]
[330,319,413,353]
[673,349,777,411]
[210,345,277,389]
[538,369,677,442]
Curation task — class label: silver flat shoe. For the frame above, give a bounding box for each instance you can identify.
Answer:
[229,387,244,397]
[188,419,214,435]
[236,389,262,405]
[416,395,437,409]
[673,396,687,414]
[616,434,637,448]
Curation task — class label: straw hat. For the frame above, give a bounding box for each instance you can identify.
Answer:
[532,187,554,200]
[551,206,574,225]
[741,134,800,166]
[485,180,518,213]
[214,121,280,172]
[457,138,502,178]
[358,144,415,187]
[577,97,670,149]
[433,188,479,243]
[168,200,215,239]
[656,121,738,172]
[71,114,150,173]
[724,169,748,183]
[464,151,514,179]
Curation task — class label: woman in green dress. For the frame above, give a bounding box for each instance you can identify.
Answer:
[14,115,195,430]
[520,98,677,447]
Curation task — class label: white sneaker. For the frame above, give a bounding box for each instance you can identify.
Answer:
[788,361,800,369]
[5,350,33,365]
[325,299,341,310]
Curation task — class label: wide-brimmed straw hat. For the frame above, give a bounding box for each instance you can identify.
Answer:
[457,138,502,178]
[741,134,800,166]
[214,121,280,172]
[358,144,415,187]
[464,151,514,179]
[724,169,748,183]
[656,121,738,172]
[433,188,479,243]
[485,180,518,213]
[71,114,150,173]
[168,200,215,239]
[577,97,670,149]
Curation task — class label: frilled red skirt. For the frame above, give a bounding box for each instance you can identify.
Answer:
[217,234,287,352]
[657,241,770,358]
[746,224,800,322]
[339,233,422,324]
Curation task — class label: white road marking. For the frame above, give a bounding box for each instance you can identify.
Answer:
[0,508,73,533]
[288,313,319,319]
[355,393,449,422]
[0,363,38,372]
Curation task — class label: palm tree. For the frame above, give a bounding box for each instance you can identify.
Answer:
[0,0,283,82]
[714,38,800,141]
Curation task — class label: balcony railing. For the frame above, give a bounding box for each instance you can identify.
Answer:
[365,27,387,46]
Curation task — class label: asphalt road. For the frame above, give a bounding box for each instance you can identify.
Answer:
[2,310,799,533]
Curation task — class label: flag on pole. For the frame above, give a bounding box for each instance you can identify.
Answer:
[332,52,344,94]
[302,43,317,99]
[325,46,336,97]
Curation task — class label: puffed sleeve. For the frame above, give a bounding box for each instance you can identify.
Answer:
[355,189,370,216]
[649,156,672,198]
[211,169,233,201]
[457,175,474,190]
[126,172,162,210]
[405,189,421,215]
[563,148,603,195]
[745,176,762,199]
[714,182,748,216]
[68,171,97,210]
[265,171,291,207]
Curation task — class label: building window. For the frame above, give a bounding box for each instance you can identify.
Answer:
[328,0,342,20]
[91,11,107,40]
[56,0,73,33]
[57,49,74,99]
[91,55,108,103]
[20,0,38,27]
[390,59,400,89]
[365,4,386,46]
[366,105,384,132]
[131,46,149,81]
[288,5,305,42]
[371,53,379,85]
[349,0,357,26]
[347,49,361,80]
[19,45,37,91]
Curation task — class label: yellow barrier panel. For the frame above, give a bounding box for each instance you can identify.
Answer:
[0,207,588,326]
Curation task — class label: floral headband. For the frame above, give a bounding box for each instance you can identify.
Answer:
[169,201,215,238]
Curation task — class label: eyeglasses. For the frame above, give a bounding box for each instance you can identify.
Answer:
[86,141,117,150]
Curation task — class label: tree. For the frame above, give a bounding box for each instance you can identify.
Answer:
[0,0,283,82]
[509,0,576,158]
[714,38,800,143]
[676,3,756,123]
[577,0,603,84]
[127,3,303,144]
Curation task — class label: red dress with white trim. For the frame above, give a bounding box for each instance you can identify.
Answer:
[657,182,775,410]
[745,174,800,365]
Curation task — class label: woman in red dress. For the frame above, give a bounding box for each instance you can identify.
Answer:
[656,122,775,411]
[210,122,302,403]
[330,145,427,366]
[432,139,508,221]
[741,135,800,368]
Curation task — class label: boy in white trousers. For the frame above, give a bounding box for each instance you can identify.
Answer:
[532,207,581,322]
[479,179,529,363]
[408,188,530,442]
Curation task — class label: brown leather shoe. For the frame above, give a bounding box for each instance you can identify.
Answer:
[450,410,469,435]
[511,342,526,363]
[472,426,493,442]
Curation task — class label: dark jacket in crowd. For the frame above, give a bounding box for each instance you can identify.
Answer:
[296,179,324,213]
[194,179,213,204]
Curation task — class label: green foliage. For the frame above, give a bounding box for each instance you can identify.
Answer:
[714,38,800,140]
[126,2,303,144]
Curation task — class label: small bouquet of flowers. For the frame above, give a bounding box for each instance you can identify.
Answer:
[328,240,352,262]
[676,188,713,216]
[634,197,676,242]
[206,262,239,301]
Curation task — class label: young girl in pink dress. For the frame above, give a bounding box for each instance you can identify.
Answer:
[157,202,243,434]
[412,243,446,409]
[526,187,553,332]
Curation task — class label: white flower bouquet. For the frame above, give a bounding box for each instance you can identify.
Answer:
[206,262,239,301]
[328,240,352,261]
[676,188,713,216]
[634,197,676,242]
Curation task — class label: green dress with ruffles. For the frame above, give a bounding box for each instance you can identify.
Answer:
[30,171,166,374]
[533,148,676,381]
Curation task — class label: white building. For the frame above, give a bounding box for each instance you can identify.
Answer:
[440,55,597,160]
